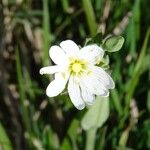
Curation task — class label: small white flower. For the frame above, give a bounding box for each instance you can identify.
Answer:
[40,40,115,110]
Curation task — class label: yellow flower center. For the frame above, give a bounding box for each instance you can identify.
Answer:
[69,58,87,75]
[72,63,82,73]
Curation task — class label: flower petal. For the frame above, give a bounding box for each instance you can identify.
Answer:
[80,81,95,105]
[46,72,69,97]
[40,66,62,75]
[68,76,85,110]
[49,45,68,64]
[60,40,79,56]
[90,66,115,89]
[80,73,109,97]
[79,44,104,64]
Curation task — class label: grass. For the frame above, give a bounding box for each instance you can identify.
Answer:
[0,0,150,150]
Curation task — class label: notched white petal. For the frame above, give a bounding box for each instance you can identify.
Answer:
[90,66,115,89]
[68,76,85,110]
[80,74,107,96]
[79,44,104,64]
[39,66,61,75]
[76,103,85,110]
[79,81,95,105]
[107,76,115,89]
[60,40,79,56]
[49,45,67,64]
[100,91,109,97]
[46,80,63,97]
[46,73,68,97]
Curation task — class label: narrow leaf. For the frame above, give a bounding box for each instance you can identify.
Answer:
[0,123,13,150]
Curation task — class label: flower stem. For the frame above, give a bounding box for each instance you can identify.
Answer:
[86,128,97,150]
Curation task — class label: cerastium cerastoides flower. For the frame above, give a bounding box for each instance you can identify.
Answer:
[40,40,114,110]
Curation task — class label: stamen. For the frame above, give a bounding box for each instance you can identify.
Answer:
[69,58,87,75]
[72,63,82,73]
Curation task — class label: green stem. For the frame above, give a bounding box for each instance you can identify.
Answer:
[16,48,31,132]
[82,0,97,36]
[86,128,97,150]
[147,68,150,112]
[60,0,69,12]
[43,0,51,65]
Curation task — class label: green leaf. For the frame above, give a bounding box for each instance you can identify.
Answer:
[81,97,109,130]
[0,123,13,150]
[103,36,124,52]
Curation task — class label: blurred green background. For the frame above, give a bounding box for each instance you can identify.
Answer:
[0,0,150,150]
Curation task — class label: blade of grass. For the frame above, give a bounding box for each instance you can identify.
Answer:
[16,48,31,132]
[42,0,51,65]
[60,0,69,13]
[56,9,83,36]
[24,70,35,100]
[127,0,140,54]
[82,0,97,36]
[147,59,150,112]
[111,89,123,116]
[0,123,13,150]
[125,27,150,111]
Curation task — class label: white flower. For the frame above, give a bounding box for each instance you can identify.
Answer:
[40,40,115,110]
